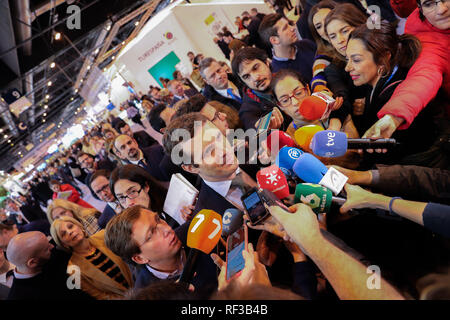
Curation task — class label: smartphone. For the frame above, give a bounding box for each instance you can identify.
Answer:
[241,188,270,225]
[225,225,248,281]
[256,111,273,134]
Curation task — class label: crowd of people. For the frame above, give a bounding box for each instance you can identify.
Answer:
[1,0,449,301]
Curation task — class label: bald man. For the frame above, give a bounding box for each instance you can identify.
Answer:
[7,232,92,300]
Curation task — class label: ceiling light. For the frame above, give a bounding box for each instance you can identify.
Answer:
[0,129,3,133]
[94,48,99,54]
[47,81,52,86]
[3,135,7,139]
[44,105,48,109]
[87,65,91,70]
[80,79,83,83]
[74,89,78,93]
[7,139,11,143]
[74,112,78,115]
[10,143,14,146]
[43,113,47,116]
[106,25,111,31]
[70,97,74,101]
[45,94,50,99]
[50,62,56,68]
[111,56,115,60]
[122,41,126,45]
[42,119,46,123]
[134,21,139,26]
[54,32,62,41]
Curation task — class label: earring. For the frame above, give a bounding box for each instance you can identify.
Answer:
[378,66,388,78]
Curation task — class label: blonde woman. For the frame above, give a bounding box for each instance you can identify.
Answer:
[51,216,133,300]
[47,199,101,236]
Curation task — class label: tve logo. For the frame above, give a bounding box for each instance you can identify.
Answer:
[325,131,336,147]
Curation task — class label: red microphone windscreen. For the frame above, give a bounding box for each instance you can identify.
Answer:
[256,164,290,199]
[299,95,327,120]
[187,209,222,254]
[266,130,297,153]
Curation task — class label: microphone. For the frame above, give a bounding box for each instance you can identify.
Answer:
[179,209,222,284]
[275,146,304,177]
[294,125,324,152]
[222,208,244,238]
[298,92,335,120]
[266,130,297,155]
[311,130,398,157]
[256,164,290,200]
[292,153,348,194]
[294,183,345,214]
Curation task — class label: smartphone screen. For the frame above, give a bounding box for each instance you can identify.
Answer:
[257,111,273,134]
[242,190,267,224]
[226,227,247,281]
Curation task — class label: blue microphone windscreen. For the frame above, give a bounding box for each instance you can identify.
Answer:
[292,153,328,184]
[222,208,244,237]
[276,147,304,176]
[311,130,347,157]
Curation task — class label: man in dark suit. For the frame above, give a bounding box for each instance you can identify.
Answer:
[104,206,217,295]
[199,57,244,111]
[88,169,122,229]
[6,197,46,223]
[116,121,157,149]
[250,7,266,21]
[167,80,198,107]
[6,231,92,300]
[76,152,117,186]
[215,33,231,60]
[242,16,267,54]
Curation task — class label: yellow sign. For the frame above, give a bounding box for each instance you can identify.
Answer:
[204,14,215,26]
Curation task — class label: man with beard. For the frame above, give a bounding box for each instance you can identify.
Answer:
[231,47,288,130]
[113,134,173,182]
[76,152,117,186]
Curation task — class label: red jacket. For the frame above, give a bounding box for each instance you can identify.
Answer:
[52,184,93,209]
[377,9,450,129]
[390,0,417,18]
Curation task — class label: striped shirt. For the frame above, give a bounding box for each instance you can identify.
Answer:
[85,248,129,289]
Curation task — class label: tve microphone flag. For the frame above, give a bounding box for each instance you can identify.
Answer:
[311,130,398,157]
[276,146,304,177]
[180,209,222,284]
[256,164,290,199]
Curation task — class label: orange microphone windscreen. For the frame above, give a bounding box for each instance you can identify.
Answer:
[299,95,327,120]
[187,209,222,254]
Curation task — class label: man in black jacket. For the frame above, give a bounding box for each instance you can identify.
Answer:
[77,152,117,186]
[116,121,157,149]
[199,57,244,111]
[231,47,289,130]
[6,231,92,300]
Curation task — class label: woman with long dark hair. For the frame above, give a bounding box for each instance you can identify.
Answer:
[345,22,439,163]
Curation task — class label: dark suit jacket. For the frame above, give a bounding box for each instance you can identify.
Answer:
[7,249,93,300]
[133,130,158,149]
[18,219,51,236]
[20,198,47,222]
[134,247,218,296]
[203,73,244,111]
[217,39,230,60]
[98,204,117,229]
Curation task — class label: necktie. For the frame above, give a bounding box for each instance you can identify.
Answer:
[226,88,242,103]
[6,269,14,279]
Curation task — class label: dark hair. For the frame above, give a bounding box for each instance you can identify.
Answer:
[148,104,168,132]
[162,112,208,165]
[104,205,143,265]
[173,94,208,120]
[199,57,217,79]
[242,11,250,16]
[223,31,233,38]
[116,121,129,133]
[251,8,258,12]
[308,0,338,57]
[242,16,251,24]
[324,3,368,59]
[187,51,194,56]
[416,0,426,21]
[271,69,309,100]
[49,179,60,186]
[231,47,268,78]
[0,220,15,232]
[207,100,243,129]
[76,151,93,160]
[193,54,204,66]
[89,169,112,187]
[109,164,168,213]
[258,13,284,47]
[125,279,198,300]
[349,22,421,75]
[172,70,181,79]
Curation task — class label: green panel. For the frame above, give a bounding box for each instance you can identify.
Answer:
[148,51,181,87]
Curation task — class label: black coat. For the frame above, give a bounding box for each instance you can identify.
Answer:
[202,73,244,111]
[217,39,230,60]
[133,130,158,149]
[97,204,117,229]
[7,249,93,300]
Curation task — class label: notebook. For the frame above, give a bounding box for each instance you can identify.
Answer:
[163,174,199,225]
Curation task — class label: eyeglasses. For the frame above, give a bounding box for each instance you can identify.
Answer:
[277,87,308,107]
[420,0,449,12]
[116,186,143,203]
